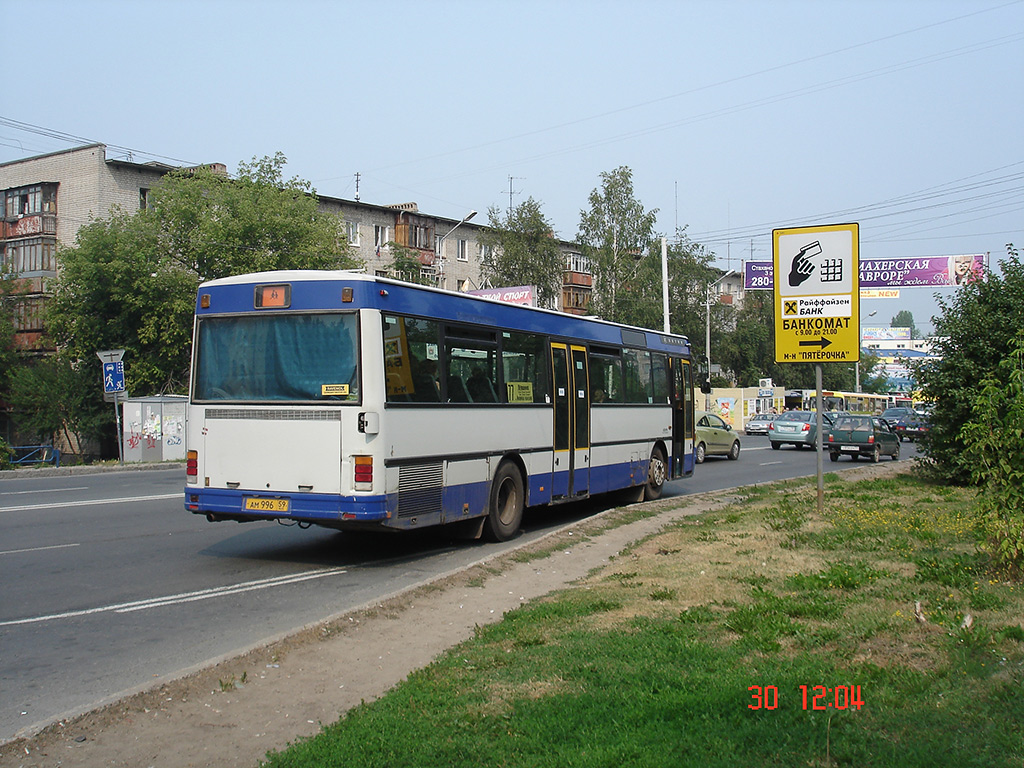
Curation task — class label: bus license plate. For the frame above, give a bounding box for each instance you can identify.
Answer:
[244,497,290,513]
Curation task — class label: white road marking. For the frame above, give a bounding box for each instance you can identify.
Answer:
[0,543,81,556]
[0,567,349,627]
[0,493,181,513]
[0,486,89,497]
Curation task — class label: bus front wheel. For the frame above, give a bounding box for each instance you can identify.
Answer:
[483,462,525,542]
[645,446,667,501]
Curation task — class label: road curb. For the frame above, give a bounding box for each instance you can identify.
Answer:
[0,462,183,480]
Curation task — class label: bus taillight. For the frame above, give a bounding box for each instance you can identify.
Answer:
[187,450,198,484]
[354,456,373,490]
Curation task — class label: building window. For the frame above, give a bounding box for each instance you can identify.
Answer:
[410,225,431,250]
[566,251,590,274]
[2,237,57,274]
[374,225,390,250]
[13,296,46,332]
[139,188,150,210]
[457,239,468,262]
[3,184,57,218]
[346,221,361,246]
[563,288,590,311]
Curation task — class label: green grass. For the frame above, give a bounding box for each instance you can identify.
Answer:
[263,469,1024,768]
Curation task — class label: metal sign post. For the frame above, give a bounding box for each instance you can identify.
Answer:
[97,349,126,464]
[773,224,860,515]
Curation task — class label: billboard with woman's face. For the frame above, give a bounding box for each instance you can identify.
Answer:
[744,254,985,289]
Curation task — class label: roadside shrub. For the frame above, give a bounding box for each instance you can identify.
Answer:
[915,246,1024,484]
[961,330,1024,573]
[0,436,13,470]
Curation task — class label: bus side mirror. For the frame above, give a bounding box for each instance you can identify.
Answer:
[700,378,712,394]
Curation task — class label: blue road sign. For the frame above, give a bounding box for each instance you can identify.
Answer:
[103,361,126,393]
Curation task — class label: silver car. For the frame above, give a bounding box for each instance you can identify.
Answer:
[768,411,835,450]
[744,413,775,436]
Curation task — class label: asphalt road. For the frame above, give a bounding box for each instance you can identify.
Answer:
[0,437,919,742]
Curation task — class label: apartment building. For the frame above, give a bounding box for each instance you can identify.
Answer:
[1,144,594,354]
[0,145,504,350]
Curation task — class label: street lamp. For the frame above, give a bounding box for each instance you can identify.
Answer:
[705,269,736,405]
[855,310,877,392]
[436,210,477,289]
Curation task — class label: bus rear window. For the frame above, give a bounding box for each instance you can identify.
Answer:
[193,314,359,402]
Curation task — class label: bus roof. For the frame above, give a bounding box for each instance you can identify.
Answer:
[197,270,692,355]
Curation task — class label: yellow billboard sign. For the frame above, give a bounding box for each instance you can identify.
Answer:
[774,223,860,364]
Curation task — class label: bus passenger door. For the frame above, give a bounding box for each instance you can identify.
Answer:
[671,358,695,478]
[570,345,590,496]
[550,343,590,499]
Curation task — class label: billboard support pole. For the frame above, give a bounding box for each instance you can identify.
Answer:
[816,364,824,515]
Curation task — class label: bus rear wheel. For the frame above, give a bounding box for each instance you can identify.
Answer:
[644,446,667,501]
[483,462,524,542]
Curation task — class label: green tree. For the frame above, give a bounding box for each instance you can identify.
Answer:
[150,153,355,280]
[915,245,1024,483]
[7,353,105,451]
[891,310,920,339]
[715,289,776,387]
[47,153,360,399]
[961,330,1024,572]
[577,167,658,325]
[665,230,717,345]
[0,265,21,404]
[857,350,888,393]
[479,199,564,309]
[387,243,436,287]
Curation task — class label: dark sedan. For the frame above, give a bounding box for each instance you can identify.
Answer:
[897,412,930,441]
[828,416,901,462]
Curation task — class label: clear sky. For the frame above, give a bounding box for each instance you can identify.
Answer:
[2,0,1021,334]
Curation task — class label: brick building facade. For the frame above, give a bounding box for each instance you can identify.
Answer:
[0,143,594,450]
[1,144,592,351]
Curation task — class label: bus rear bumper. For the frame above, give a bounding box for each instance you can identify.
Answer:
[184,487,389,525]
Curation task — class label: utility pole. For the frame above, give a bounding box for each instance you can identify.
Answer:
[354,172,361,202]
[507,176,523,216]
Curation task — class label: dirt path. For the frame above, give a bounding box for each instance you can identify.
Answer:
[0,463,906,768]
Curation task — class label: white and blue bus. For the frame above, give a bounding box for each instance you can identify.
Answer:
[185,271,697,541]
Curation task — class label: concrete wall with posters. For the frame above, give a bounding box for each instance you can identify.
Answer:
[704,387,785,429]
[122,396,186,463]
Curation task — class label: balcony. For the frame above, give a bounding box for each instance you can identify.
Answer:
[3,213,57,239]
[563,271,593,287]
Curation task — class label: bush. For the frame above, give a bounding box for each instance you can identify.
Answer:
[0,436,13,470]
[916,246,1024,483]
[961,331,1024,572]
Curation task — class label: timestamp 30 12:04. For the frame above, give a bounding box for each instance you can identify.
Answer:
[748,685,865,711]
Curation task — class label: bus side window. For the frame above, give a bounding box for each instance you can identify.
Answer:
[383,315,442,403]
[444,325,498,404]
[651,353,670,404]
[623,349,653,404]
[589,350,622,404]
[501,331,548,404]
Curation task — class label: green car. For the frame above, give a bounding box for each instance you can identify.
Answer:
[827,416,901,462]
[695,410,741,464]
